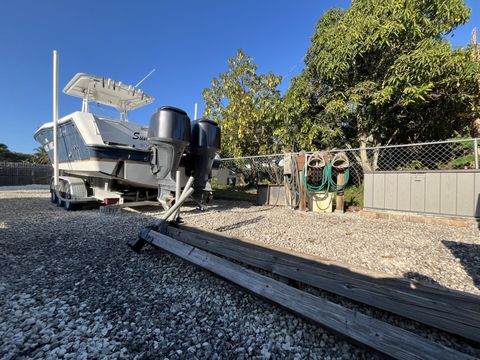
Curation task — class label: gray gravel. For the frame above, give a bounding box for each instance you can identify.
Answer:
[1,190,378,359]
[0,184,49,191]
[180,200,480,295]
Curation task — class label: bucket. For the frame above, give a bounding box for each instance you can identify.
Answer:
[311,192,333,213]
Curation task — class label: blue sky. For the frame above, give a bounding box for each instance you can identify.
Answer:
[0,0,478,153]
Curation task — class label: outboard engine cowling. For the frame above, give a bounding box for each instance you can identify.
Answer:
[189,118,221,200]
[148,106,191,180]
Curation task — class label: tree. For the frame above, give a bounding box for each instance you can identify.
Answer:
[471,27,480,136]
[32,146,50,164]
[281,0,480,171]
[277,9,346,152]
[203,49,283,157]
[0,143,34,163]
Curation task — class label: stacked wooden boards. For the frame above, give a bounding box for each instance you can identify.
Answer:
[136,224,480,359]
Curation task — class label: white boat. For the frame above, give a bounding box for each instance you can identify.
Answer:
[34,73,220,209]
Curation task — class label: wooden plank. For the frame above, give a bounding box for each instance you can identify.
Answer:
[102,201,164,214]
[142,229,475,360]
[120,201,163,208]
[167,225,480,343]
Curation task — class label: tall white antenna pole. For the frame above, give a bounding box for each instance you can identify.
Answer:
[194,103,198,120]
[135,68,156,87]
[53,50,59,188]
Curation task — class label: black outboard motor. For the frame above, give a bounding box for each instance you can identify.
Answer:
[148,106,191,202]
[188,118,221,202]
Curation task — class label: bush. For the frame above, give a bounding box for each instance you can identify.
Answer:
[397,160,425,171]
[344,184,364,208]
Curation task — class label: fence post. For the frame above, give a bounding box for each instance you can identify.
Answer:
[475,138,479,170]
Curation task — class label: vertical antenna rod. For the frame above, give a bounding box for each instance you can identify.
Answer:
[53,50,59,187]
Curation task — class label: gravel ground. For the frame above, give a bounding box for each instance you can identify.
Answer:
[1,189,479,359]
[180,200,480,295]
[0,185,49,191]
[1,190,377,359]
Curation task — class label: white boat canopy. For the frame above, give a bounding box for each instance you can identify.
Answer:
[63,73,155,121]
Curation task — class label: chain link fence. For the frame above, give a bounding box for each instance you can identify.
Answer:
[219,138,480,188]
[0,162,52,186]
[2,139,477,189]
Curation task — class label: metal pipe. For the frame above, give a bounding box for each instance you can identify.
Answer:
[163,176,194,221]
[182,176,195,197]
[53,50,59,187]
[174,170,181,221]
[165,187,194,222]
[194,103,198,120]
[474,138,479,170]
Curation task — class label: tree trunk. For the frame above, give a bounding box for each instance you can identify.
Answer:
[349,136,381,174]
[358,139,372,172]
[358,136,380,172]
[474,119,480,138]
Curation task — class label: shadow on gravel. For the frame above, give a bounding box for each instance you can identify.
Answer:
[180,199,279,217]
[211,200,288,215]
[215,216,264,232]
[403,272,443,287]
[476,194,480,230]
[442,240,480,290]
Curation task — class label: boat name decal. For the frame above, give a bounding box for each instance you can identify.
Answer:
[133,132,147,141]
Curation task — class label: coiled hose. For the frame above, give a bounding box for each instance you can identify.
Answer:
[301,152,350,194]
[328,152,350,193]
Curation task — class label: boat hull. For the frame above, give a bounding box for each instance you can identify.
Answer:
[34,113,158,188]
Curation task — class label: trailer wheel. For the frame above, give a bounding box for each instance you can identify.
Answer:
[50,190,58,203]
[64,200,76,211]
[63,183,78,211]
[56,195,64,208]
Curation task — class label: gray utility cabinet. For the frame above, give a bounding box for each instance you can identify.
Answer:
[363,170,480,219]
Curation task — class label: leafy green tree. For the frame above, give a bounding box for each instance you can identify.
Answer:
[0,143,34,163]
[32,146,50,164]
[277,9,345,152]
[203,49,283,157]
[281,0,480,171]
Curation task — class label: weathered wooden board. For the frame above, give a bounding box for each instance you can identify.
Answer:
[142,229,475,360]
[167,225,480,343]
[120,201,163,208]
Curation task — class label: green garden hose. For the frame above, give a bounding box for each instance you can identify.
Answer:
[301,152,350,194]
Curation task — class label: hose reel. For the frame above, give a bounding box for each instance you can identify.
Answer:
[332,152,350,170]
[301,151,350,194]
[283,151,350,211]
[306,151,327,169]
